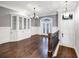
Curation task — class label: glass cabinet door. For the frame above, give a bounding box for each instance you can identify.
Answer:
[12,16,17,30]
[19,17,22,30]
[24,18,26,29]
[11,15,17,41]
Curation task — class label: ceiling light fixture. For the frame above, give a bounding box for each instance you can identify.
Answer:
[63,1,69,18]
[62,1,73,20]
[32,8,39,20]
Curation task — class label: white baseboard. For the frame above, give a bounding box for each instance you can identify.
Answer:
[52,41,77,57]
[74,47,79,57]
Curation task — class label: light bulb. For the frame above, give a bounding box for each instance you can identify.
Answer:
[64,12,69,18]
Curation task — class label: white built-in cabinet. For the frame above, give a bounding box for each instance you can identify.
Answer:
[10,14,31,41]
[0,14,31,44]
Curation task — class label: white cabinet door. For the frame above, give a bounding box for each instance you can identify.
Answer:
[10,15,17,41]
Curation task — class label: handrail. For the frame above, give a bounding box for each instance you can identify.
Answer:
[48,31,59,58]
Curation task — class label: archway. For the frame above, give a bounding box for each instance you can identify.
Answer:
[40,17,52,35]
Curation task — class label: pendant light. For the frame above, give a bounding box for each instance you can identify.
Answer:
[63,1,69,18]
[32,8,39,20]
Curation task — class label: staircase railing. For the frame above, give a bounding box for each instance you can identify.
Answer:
[48,31,59,58]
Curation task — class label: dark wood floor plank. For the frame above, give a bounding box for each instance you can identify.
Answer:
[56,45,77,58]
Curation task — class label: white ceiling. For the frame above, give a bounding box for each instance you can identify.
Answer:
[0,1,78,17]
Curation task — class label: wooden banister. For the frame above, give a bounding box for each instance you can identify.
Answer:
[48,31,59,58]
[48,33,52,58]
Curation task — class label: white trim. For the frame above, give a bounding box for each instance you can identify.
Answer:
[74,47,79,57]
[52,41,77,57]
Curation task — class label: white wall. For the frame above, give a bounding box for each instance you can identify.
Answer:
[31,26,40,35]
[0,14,11,44]
[58,10,75,48]
[74,4,79,57]
[0,6,17,16]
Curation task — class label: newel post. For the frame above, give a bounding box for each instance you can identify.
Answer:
[48,33,52,58]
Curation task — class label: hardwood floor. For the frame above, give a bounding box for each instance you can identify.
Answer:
[56,45,77,58]
[0,35,48,58]
[0,35,77,58]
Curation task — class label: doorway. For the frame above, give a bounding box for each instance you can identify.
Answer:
[40,17,52,35]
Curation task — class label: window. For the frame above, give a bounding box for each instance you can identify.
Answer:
[43,23,45,33]
[47,23,49,33]
[19,17,22,30]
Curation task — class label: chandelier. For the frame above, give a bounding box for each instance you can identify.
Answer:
[32,8,39,20]
[63,1,69,18]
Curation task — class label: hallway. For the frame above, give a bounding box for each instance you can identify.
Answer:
[0,1,79,58]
